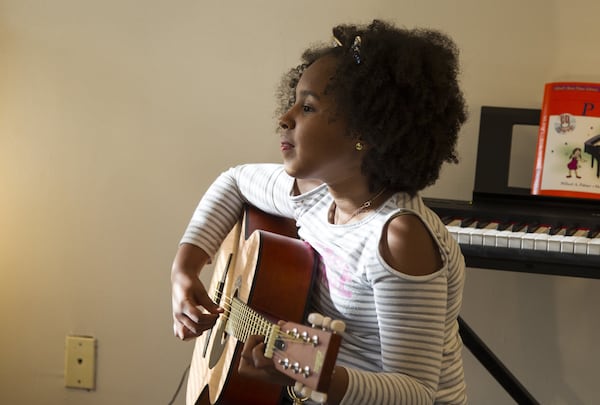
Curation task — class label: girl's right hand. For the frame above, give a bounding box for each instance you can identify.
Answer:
[171,244,224,340]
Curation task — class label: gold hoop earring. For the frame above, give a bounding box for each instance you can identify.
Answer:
[355,142,363,151]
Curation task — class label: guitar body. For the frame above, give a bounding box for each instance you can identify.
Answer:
[186,206,319,405]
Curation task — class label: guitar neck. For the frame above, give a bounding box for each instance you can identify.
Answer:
[225,297,280,358]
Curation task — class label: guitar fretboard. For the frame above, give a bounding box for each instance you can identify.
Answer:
[225,297,281,358]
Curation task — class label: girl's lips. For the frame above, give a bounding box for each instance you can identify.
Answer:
[280,142,294,151]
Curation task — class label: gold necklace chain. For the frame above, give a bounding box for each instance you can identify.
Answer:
[329,189,386,225]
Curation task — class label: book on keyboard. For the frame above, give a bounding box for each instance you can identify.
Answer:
[531,82,600,200]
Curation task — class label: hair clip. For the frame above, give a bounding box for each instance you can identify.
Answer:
[351,35,362,64]
[332,36,343,47]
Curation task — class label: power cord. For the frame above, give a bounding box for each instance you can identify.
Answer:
[168,364,190,405]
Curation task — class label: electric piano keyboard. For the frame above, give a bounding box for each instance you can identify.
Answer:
[425,197,600,279]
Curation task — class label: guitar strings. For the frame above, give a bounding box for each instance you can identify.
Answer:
[209,291,311,349]
[207,291,324,384]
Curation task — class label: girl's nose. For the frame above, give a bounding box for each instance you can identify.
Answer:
[279,110,295,130]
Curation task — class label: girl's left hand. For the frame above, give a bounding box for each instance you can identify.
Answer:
[238,334,294,386]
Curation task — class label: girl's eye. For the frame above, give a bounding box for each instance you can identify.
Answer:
[302,105,314,113]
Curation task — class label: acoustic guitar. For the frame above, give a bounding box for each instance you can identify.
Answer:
[185,205,342,405]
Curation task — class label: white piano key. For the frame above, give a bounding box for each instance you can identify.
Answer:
[481,222,502,247]
[574,236,591,254]
[587,236,600,255]
[533,226,552,251]
[470,222,498,246]
[546,227,567,253]
[455,219,478,245]
[457,226,473,245]
[556,237,573,253]
[494,227,513,248]
[559,229,589,254]
[521,231,537,250]
[508,227,527,249]
[468,229,484,246]
[445,219,462,241]
[520,225,550,251]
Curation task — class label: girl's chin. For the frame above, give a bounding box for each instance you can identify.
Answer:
[281,163,297,177]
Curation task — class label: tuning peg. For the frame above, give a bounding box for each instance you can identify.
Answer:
[308,312,345,334]
[330,319,346,334]
[307,313,331,330]
[307,312,323,327]
[302,365,311,378]
[321,316,332,330]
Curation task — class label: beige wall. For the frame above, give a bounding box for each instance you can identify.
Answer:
[1,1,599,404]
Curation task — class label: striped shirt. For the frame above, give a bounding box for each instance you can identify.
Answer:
[181,164,467,405]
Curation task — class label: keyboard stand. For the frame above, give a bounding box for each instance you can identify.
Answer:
[458,316,539,404]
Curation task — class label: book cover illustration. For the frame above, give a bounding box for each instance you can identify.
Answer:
[531,82,600,200]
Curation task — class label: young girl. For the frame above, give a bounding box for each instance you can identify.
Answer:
[171,20,468,405]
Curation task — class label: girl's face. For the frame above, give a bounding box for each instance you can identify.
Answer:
[278,56,362,185]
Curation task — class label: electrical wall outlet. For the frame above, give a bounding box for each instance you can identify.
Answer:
[64,335,96,390]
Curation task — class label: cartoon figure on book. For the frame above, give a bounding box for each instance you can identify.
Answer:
[171,20,468,405]
[566,147,584,178]
[556,113,576,133]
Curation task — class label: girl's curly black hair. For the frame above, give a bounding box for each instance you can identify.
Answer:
[276,19,468,196]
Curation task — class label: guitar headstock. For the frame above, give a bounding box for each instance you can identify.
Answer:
[270,314,345,394]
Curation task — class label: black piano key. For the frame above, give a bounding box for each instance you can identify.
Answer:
[497,222,513,231]
[460,218,476,227]
[565,227,578,237]
[441,216,454,225]
[476,220,491,229]
[512,223,527,232]
[549,225,565,236]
